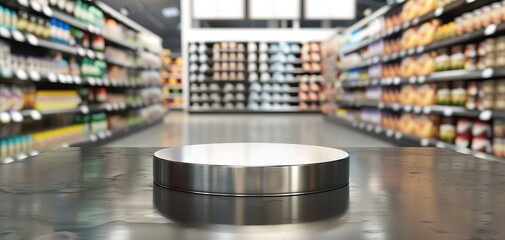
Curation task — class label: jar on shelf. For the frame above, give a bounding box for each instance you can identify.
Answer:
[496,51,505,67]
[436,83,451,105]
[439,118,456,144]
[451,81,467,106]
[485,53,496,68]
[491,2,503,24]
[450,46,464,70]
[472,9,483,30]
[462,13,474,34]
[481,6,492,27]
[455,17,464,35]
[435,49,450,71]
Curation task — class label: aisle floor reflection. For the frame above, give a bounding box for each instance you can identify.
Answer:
[1,148,504,239]
[105,113,394,147]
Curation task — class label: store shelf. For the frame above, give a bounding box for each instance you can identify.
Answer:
[340,0,498,56]
[0,109,42,124]
[190,79,247,83]
[163,74,183,79]
[249,89,299,93]
[266,60,303,64]
[336,99,502,120]
[105,58,139,69]
[324,114,503,162]
[342,21,505,70]
[341,68,505,88]
[191,90,246,93]
[189,109,320,113]
[0,67,159,89]
[69,114,165,147]
[188,41,322,114]
[250,80,299,84]
[196,60,246,63]
[376,0,485,41]
[265,50,302,54]
[165,84,183,89]
[190,100,247,103]
[256,69,304,73]
[102,33,140,50]
[39,101,161,116]
[208,70,247,72]
[249,98,299,103]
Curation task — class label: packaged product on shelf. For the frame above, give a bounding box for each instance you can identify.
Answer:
[439,118,456,143]
[90,113,108,133]
[81,59,106,78]
[416,84,436,106]
[0,135,32,159]
[416,114,440,138]
[35,90,81,111]
[32,124,85,149]
[436,83,452,105]
[22,86,36,109]
[399,57,417,77]
[400,85,416,105]
[451,81,466,106]
[493,120,505,157]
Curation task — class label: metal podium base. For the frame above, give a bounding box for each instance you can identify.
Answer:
[153,143,349,196]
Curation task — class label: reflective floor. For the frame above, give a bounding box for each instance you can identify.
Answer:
[1,147,504,239]
[105,112,394,147]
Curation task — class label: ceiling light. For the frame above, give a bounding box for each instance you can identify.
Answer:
[162,7,180,18]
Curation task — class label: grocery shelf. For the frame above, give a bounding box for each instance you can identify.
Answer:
[105,58,138,69]
[0,67,159,89]
[0,28,106,61]
[94,1,160,50]
[189,41,322,113]
[249,99,299,103]
[163,74,183,79]
[265,50,302,54]
[165,84,183,88]
[256,69,305,73]
[0,110,166,164]
[208,70,247,72]
[190,79,247,83]
[194,60,246,63]
[189,109,320,113]
[39,101,161,116]
[376,0,491,41]
[249,89,299,93]
[250,80,300,84]
[102,33,140,51]
[69,114,165,147]
[191,90,247,93]
[190,100,247,103]
[266,60,304,64]
[336,99,501,120]
[342,22,505,71]
[324,114,504,162]
[340,0,498,56]
[0,109,42,124]
[341,68,505,88]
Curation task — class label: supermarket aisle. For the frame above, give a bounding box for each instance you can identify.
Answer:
[105,113,394,147]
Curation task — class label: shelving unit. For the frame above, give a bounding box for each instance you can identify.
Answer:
[188,41,325,113]
[324,0,505,161]
[0,0,166,164]
[162,50,184,110]
[325,114,503,162]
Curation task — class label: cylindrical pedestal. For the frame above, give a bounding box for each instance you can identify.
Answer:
[153,143,349,196]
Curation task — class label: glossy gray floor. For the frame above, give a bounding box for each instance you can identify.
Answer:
[105,112,394,147]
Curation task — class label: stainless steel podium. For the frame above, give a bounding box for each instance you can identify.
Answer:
[153,143,349,196]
